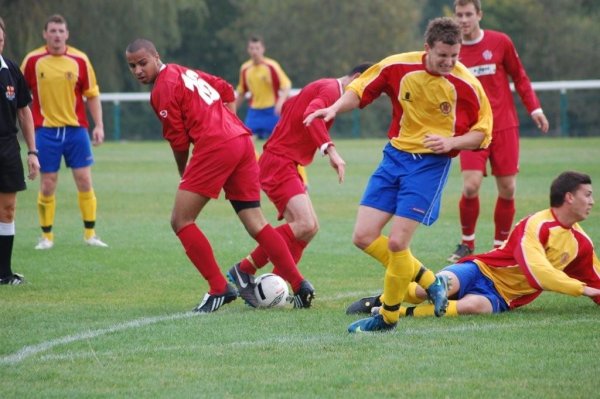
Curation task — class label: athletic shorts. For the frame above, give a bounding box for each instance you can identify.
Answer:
[244,107,279,140]
[180,135,260,201]
[459,127,519,177]
[360,143,451,226]
[0,136,26,193]
[36,126,94,173]
[443,261,509,313]
[259,150,306,220]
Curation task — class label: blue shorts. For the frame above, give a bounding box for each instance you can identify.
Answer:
[36,127,94,173]
[245,107,279,139]
[443,261,509,313]
[360,143,451,226]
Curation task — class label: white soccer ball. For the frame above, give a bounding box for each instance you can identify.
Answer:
[254,273,290,308]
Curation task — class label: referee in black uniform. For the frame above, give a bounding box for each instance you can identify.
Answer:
[0,16,39,285]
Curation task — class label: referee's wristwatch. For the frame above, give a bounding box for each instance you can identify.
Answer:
[27,150,39,156]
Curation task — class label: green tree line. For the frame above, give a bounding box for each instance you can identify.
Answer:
[1,0,599,138]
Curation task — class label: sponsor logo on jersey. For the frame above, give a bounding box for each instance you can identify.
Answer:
[159,110,168,118]
[468,63,496,77]
[5,85,15,101]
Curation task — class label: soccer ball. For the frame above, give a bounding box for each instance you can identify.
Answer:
[254,273,290,308]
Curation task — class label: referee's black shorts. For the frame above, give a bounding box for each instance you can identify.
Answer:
[0,136,27,193]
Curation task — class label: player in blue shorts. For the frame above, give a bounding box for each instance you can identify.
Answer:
[21,14,108,250]
[305,17,493,332]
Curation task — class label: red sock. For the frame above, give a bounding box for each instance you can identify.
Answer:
[176,224,227,294]
[494,197,515,245]
[239,224,304,274]
[459,194,479,250]
[255,224,304,291]
[271,224,308,277]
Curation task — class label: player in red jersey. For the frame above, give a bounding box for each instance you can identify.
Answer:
[353,171,600,318]
[229,63,372,308]
[125,38,313,313]
[448,0,550,262]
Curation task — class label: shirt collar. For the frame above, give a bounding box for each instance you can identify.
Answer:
[0,55,8,70]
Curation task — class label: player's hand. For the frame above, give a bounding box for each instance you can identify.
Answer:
[92,126,105,146]
[583,286,600,298]
[532,112,549,134]
[327,146,345,183]
[423,134,453,154]
[304,108,336,125]
[27,155,40,180]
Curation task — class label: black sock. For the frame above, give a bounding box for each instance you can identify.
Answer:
[0,234,15,279]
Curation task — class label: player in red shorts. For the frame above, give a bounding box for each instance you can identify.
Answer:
[448,0,550,262]
[125,38,310,313]
[229,63,372,308]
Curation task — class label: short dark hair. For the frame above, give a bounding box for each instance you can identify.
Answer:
[454,0,482,13]
[248,35,263,44]
[45,14,67,30]
[550,171,592,207]
[0,16,5,34]
[347,63,373,76]
[126,38,158,55]
[424,17,462,47]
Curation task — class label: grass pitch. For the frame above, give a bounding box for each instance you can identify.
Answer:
[1,137,599,398]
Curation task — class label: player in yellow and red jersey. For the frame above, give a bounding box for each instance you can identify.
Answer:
[306,17,493,333]
[353,171,600,318]
[21,14,107,250]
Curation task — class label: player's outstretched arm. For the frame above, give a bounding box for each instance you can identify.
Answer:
[304,91,360,125]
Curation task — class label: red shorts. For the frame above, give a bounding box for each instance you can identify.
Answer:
[259,150,306,220]
[459,127,519,177]
[180,135,260,201]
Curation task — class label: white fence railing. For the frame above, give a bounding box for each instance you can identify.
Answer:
[101,80,600,139]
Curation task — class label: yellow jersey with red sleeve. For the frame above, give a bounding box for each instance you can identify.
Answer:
[346,51,493,156]
[20,45,100,128]
[466,208,600,308]
[236,57,291,109]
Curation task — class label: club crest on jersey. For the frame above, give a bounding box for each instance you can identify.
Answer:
[439,101,452,115]
[482,50,493,60]
[5,85,15,101]
[65,71,75,81]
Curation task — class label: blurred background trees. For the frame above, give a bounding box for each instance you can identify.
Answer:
[1,0,598,139]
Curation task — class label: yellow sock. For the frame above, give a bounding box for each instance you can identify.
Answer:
[37,193,55,241]
[410,254,436,288]
[363,235,390,267]
[297,165,309,187]
[405,301,459,317]
[78,190,97,240]
[403,282,425,304]
[380,249,414,325]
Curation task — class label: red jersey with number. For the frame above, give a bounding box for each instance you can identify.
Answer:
[263,78,342,166]
[459,30,541,131]
[150,64,250,152]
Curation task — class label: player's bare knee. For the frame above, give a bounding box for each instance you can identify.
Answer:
[295,218,318,240]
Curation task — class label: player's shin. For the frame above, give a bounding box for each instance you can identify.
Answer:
[381,249,414,324]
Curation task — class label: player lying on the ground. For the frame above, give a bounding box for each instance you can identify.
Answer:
[347,171,600,318]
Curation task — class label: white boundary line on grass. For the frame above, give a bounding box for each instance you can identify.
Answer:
[0,312,195,365]
[2,308,598,366]
[0,290,371,366]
